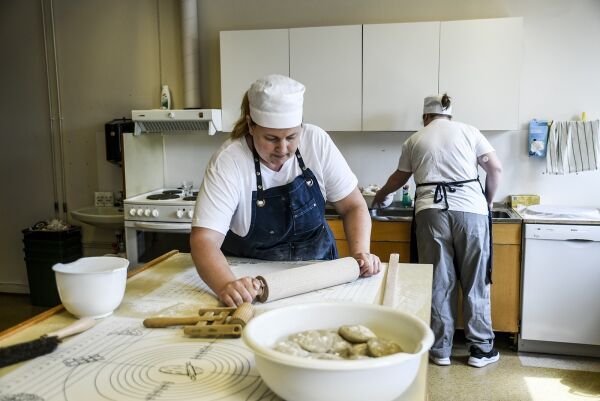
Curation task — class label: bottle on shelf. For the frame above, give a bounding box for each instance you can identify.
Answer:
[401,185,412,207]
[160,85,172,110]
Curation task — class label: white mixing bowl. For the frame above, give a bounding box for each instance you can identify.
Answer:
[243,302,434,401]
[53,256,129,318]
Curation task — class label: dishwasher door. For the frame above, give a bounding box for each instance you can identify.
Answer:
[521,224,600,347]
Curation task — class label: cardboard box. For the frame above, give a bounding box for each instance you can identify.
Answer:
[508,194,540,209]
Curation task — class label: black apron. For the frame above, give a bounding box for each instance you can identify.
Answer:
[409,177,493,284]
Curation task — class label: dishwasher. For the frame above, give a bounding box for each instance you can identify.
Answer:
[519,222,600,356]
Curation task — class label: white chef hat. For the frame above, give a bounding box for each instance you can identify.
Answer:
[248,74,305,128]
[423,94,453,116]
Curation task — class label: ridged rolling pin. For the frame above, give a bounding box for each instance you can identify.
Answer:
[143,303,255,329]
[183,303,255,337]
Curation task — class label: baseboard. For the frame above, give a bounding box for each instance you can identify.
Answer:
[519,336,600,358]
[0,283,30,294]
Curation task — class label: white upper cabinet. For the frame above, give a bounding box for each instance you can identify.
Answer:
[439,17,523,131]
[220,18,523,132]
[290,25,362,131]
[363,22,440,131]
[220,29,289,132]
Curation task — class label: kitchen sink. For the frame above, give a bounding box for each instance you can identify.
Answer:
[326,205,518,221]
[371,208,413,218]
[369,208,413,221]
[71,206,124,229]
[491,210,511,219]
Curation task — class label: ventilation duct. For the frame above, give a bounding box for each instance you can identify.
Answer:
[181,0,201,108]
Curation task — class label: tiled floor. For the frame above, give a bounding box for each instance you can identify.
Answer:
[1,295,599,400]
[0,293,52,333]
[428,332,600,401]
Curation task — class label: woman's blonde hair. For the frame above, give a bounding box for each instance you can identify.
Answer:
[230,91,254,139]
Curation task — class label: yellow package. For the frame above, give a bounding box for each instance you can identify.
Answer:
[509,195,540,209]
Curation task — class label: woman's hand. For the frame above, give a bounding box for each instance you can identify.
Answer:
[354,252,381,277]
[218,276,262,307]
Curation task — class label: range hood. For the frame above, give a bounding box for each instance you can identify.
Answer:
[132,109,222,135]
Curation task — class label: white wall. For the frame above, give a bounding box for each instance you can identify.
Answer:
[194,0,600,206]
[162,134,226,189]
[2,0,600,293]
[0,0,181,291]
[0,1,56,292]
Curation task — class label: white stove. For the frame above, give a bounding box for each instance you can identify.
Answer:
[124,189,197,266]
[124,188,197,223]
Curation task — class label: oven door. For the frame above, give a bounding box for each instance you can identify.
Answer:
[125,220,192,267]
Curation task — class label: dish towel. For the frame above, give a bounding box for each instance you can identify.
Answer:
[546,119,600,174]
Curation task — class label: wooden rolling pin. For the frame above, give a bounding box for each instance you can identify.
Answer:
[255,257,360,303]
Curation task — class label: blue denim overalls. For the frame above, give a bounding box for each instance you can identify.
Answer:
[221,143,338,261]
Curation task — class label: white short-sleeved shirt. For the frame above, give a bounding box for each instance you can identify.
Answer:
[192,124,357,236]
[398,119,494,215]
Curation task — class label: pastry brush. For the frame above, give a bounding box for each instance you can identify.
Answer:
[0,317,97,368]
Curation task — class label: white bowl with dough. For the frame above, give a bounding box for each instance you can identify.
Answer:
[243,302,434,401]
[53,256,129,318]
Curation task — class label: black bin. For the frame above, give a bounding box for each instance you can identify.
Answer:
[22,226,82,307]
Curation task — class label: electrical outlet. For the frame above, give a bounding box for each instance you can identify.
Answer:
[94,192,114,207]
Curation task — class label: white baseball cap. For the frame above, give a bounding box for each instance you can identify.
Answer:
[423,94,452,116]
[248,74,304,128]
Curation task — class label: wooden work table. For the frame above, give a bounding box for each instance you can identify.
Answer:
[0,251,433,401]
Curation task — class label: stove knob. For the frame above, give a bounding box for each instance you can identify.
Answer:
[152,209,159,217]
[129,208,136,216]
[176,209,184,218]
[187,210,194,219]
[144,209,151,217]
[136,208,144,216]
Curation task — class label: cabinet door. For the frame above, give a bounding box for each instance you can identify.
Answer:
[371,242,411,263]
[439,17,522,130]
[220,29,289,132]
[363,22,440,131]
[290,25,362,131]
[489,244,521,333]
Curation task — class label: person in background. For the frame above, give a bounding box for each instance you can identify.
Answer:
[373,93,502,368]
[191,74,380,307]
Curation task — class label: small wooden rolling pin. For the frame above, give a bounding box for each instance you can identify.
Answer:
[143,302,255,338]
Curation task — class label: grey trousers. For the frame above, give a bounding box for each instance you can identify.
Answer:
[415,208,494,358]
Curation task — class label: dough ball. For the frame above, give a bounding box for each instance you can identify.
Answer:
[367,338,403,357]
[349,342,369,358]
[291,330,335,353]
[330,331,353,355]
[338,325,377,343]
[274,340,310,357]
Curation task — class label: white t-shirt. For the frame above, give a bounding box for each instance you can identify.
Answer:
[192,124,357,236]
[398,119,494,215]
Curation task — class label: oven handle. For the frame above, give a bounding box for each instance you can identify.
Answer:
[131,221,192,231]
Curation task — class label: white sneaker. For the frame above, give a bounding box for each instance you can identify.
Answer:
[429,355,451,366]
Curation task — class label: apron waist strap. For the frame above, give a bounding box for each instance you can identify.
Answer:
[416,178,479,211]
